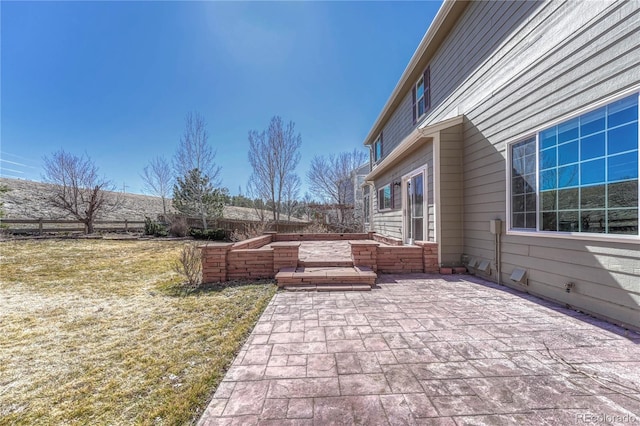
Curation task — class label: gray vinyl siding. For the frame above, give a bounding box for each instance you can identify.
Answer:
[379,92,415,160]
[372,173,402,238]
[372,142,435,242]
[438,124,464,265]
[373,0,640,329]
[437,0,640,328]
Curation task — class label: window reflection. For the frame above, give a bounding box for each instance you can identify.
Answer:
[510,93,639,236]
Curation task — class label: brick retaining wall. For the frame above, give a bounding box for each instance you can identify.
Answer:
[201,232,443,283]
[274,233,372,241]
[372,234,404,246]
[416,241,439,273]
[350,241,378,271]
[377,246,424,273]
[227,249,274,280]
[232,234,273,250]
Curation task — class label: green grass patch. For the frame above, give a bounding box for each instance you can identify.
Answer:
[0,239,276,425]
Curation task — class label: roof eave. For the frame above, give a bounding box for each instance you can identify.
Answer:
[364,114,465,182]
[363,0,469,147]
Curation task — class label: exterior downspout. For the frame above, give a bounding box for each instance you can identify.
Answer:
[490,219,502,285]
[496,231,502,285]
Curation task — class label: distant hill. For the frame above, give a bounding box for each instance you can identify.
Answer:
[0,177,306,223]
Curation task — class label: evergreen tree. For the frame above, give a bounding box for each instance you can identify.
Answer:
[172,168,227,230]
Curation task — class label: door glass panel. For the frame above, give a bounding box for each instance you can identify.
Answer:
[413,218,424,241]
[405,180,412,242]
[412,174,423,217]
[406,173,424,243]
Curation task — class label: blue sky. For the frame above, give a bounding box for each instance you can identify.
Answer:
[1,1,441,196]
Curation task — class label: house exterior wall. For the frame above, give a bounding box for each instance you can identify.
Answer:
[372,141,436,242]
[379,92,415,158]
[438,124,464,265]
[367,0,640,329]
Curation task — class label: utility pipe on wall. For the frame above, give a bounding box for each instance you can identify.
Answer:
[489,219,502,285]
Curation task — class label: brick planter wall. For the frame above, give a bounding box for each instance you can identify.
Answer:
[201,243,234,283]
[416,241,439,273]
[227,248,274,280]
[232,234,273,250]
[350,240,379,272]
[201,235,273,283]
[275,233,370,241]
[377,246,424,273]
[201,232,443,283]
[272,242,300,273]
[372,233,404,246]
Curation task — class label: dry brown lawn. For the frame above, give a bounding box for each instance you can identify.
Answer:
[0,239,276,425]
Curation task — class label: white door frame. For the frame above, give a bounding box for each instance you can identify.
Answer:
[401,166,427,245]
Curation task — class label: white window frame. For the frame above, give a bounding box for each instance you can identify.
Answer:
[413,66,430,123]
[363,186,371,229]
[373,135,382,163]
[506,88,640,243]
[401,166,427,244]
[508,136,538,232]
[378,184,392,211]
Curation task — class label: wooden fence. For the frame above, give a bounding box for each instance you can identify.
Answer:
[158,215,310,235]
[0,219,146,234]
[212,219,309,234]
[0,217,310,235]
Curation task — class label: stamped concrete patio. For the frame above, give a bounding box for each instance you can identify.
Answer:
[198,274,640,425]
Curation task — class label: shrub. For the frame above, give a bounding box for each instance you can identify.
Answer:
[230,221,269,242]
[303,221,330,234]
[168,216,189,237]
[144,217,168,237]
[189,228,226,240]
[174,243,202,289]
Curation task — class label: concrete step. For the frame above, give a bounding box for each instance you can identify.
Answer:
[299,260,354,268]
[284,284,372,292]
[276,266,376,291]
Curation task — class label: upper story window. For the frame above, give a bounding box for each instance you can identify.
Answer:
[373,134,383,162]
[412,67,431,124]
[509,92,639,238]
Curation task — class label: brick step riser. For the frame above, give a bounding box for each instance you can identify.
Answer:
[298,261,354,268]
[276,265,377,291]
[277,278,376,286]
[284,284,372,292]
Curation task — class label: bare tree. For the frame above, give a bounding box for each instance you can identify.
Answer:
[307,149,367,224]
[247,116,302,222]
[173,112,223,229]
[174,111,221,183]
[282,174,301,221]
[246,178,268,223]
[42,149,119,234]
[140,155,172,215]
[300,192,315,222]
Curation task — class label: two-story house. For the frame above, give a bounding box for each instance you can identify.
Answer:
[362,0,639,330]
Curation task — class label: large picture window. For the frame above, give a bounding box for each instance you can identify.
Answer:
[510,93,639,236]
